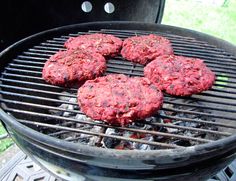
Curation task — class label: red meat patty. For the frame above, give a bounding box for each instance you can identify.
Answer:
[78,74,163,126]
[64,33,123,57]
[144,55,215,96]
[121,34,173,65]
[42,49,106,86]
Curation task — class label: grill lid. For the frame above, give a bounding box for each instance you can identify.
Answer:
[0,22,236,159]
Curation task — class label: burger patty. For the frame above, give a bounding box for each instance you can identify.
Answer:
[121,34,173,65]
[78,74,163,126]
[64,33,123,57]
[42,49,106,86]
[144,55,215,96]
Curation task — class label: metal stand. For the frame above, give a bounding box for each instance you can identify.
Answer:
[0,151,235,181]
[0,152,57,181]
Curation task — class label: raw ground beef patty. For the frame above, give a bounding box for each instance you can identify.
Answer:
[78,74,163,126]
[121,34,173,65]
[42,49,106,86]
[144,55,215,96]
[64,33,123,57]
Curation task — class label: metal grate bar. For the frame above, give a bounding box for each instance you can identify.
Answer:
[41,42,63,48]
[0,98,229,136]
[159,114,236,129]
[163,100,236,113]
[5,64,236,89]
[13,50,236,71]
[1,89,236,131]
[53,36,209,50]
[164,95,236,107]
[52,36,219,54]
[47,39,66,43]
[48,37,234,62]
[9,63,43,70]
[91,30,197,40]
[13,59,45,65]
[100,29,230,52]
[23,52,51,57]
[17,55,46,60]
[0,84,76,98]
[1,85,233,122]
[125,63,236,79]
[33,41,236,65]
[161,107,236,121]
[2,82,236,123]
[96,30,233,57]
[0,98,81,114]
[4,108,212,144]
[209,88,236,95]
[70,31,212,49]
[99,29,235,59]
[2,72,43,81]
[34,45,65,51]
[6,59,236,88]
[194,92,236,100]
[2,68,236,118]
[3,74,236,102]
[29,48,58,54]
[5,67,42,75]
[1,28,236,150]
[100,29,197,40]
[2,76,236,112]
[18,54,236,80]
[0,90,78,106]
[1,75,235,114]
[48,130,71,137]
[17,119,181,149]
[9,62,140,73]
[63,33,211,51]
[174,49,234,60]
[0,77,77,91]
[2,98,234,134]
[148,122,231,136]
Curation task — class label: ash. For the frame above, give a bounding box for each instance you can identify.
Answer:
[47,92,220,150]
[101,122,160,150]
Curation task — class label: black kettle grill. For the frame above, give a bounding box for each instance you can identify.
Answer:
[0,1,236,181]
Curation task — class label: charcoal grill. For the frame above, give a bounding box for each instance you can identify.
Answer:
[0,21,236,180]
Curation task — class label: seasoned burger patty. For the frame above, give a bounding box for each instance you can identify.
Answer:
[144,55,215,96]
[121,34,173,65]
[64,33,123,57]
[42,49,106,86]
[78,74,163,126]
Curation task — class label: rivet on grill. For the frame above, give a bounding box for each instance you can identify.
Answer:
[104,2,115,14]
[81,1,92,13]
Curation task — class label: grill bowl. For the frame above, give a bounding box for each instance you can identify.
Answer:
[1,21,236,180]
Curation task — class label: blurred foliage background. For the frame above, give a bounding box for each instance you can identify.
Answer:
[163,0,236,45]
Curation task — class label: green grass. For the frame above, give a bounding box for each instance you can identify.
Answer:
[0,122,14,153]
[163,0,236,45]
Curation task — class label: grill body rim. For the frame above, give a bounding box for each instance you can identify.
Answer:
[0,21,236,172]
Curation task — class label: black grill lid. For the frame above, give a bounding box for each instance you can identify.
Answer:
[0,0,165,50]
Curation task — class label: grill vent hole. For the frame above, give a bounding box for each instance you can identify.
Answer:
[81,1,92,13]
[224,167,233,178]
[104,2,115,14]
[211,176,220,180]
[13,174,23,181]
[34,178,44,181]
